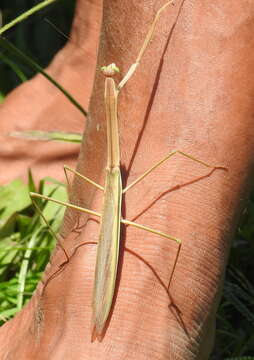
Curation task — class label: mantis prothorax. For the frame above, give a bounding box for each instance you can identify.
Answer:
[30,0,225,342]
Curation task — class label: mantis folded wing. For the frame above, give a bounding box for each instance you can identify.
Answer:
[92,75,122,338]
[30,0,226,342]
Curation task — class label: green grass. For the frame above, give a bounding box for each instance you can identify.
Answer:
[0,0,77,326]
[0,172,67,325]
[211,196,254,358]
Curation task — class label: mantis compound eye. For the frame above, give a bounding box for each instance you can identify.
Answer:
[101,63,120,77]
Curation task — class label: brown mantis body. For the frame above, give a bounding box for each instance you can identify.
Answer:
[31,1,225,341]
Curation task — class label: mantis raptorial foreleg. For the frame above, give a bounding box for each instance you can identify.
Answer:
[117,1,174,91]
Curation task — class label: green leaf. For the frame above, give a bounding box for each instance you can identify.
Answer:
[16,214,32,237]
[0,53,27,82]
[28,169,36,193]
[0,307,18,322]
[0,179,31,224]
[0,37,87,117]
[10,130,82,143]
[0,213,17,239]
[0,91,5,103]
[41,183,67,229]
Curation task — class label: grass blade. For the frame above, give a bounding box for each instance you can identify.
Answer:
[10,130,82,143]
[0,36,87,117]
[0,0,59,36]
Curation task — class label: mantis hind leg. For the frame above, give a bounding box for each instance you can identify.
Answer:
[123,150,226,193]
[30,196,69,262]
[122,151,226,243]
[30,191,101,292]
[121,218,181,244]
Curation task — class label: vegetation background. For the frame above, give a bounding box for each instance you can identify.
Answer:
[0,1,253,359]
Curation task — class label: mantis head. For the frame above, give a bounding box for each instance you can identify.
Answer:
[101,63,120,77]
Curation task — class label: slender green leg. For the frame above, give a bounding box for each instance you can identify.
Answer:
[30,192,101,218]
[32,166,103,239]
[30,182,102,292]
[30,168,103,251]
[31,149,225,246]
[31,190,180,245]
[30,167,103,266]
[63,165,104,191]
[121,219,181,244]
[31,197,69,262]
[30,188,102,290]
[122,150,226,242]
[123,150,225,193]
[31,189,180,256]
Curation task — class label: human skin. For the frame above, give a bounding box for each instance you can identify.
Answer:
[1,0,254,359]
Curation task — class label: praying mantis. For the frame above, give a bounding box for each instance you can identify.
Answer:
[30,1,225,342]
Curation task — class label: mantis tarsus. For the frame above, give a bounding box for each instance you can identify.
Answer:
[30,1,225,342]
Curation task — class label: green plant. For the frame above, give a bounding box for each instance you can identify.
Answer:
[0,171,67,325]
